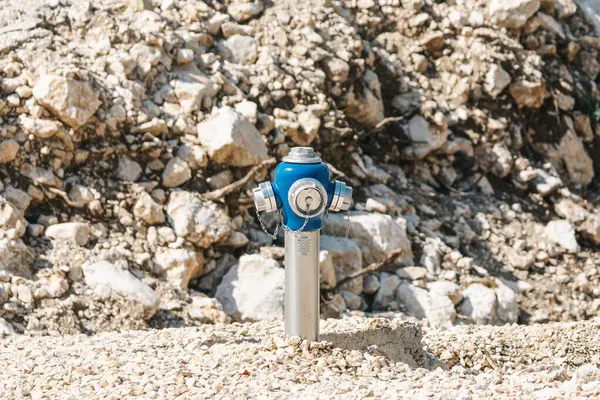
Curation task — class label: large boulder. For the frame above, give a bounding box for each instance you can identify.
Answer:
[427,280,462,305]
[3,186,31,212]
[494,279,519,324]
[45,222,91,247]
[172,66,219,114]
[488,0,541,29]
[363,274,380,295]
[20,165,62,188]
[176,145,208,170]
[321,235,363,294]
[327,212,413,266]
[166,191,231,248]
[82,260,160,318]
[396,282,456,328]
[0,318,15,336]
[19,116,60,139]
[580,215,600,245]
[458,284,497,325]
[318,250,337,289]
[218,35,258,65]
[153,247,204,290]
[197,107,268,167]
[0,238,34,278]
[0,202,27,238]
[186,292,231,324]
[32,75,101,129]
[402,115,449,160]
[215,254,284,321]
[545,219,580,252]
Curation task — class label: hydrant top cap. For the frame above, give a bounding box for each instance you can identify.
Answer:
[282,147,322,164]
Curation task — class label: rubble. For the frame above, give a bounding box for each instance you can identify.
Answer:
[0,0,598,336]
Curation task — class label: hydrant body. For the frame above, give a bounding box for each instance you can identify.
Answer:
[252,147,352,341]
[273,161,333,231]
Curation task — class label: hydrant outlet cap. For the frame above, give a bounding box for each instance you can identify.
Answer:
[253,181,277,213]
[282,147,322,164]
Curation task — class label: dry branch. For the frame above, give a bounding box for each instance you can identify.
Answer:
[375,115,404,129]
[335,248,404,289]
[201,158,276,201]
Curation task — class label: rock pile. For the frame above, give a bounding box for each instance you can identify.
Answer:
[0,0,600,334]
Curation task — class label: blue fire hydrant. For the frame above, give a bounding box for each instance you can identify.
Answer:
[252,147,352,341]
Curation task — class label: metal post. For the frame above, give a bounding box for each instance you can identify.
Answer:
[252,147,352,342]
[284,230,320,341]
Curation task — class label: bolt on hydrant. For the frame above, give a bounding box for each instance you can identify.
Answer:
[252,147,352,341]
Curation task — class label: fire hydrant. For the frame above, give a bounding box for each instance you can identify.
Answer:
[252,147,352,341]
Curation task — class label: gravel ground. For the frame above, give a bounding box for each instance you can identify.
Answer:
[2,317,600,399]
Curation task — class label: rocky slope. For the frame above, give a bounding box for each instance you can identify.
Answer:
[1,0,600,335]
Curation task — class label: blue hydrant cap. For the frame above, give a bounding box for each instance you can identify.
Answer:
[282,147,322,164]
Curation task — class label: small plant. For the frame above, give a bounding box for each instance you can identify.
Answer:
[579,93,600,124]
[593,99,600,124]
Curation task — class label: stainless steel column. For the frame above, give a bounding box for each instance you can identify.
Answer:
[284,230,320,341]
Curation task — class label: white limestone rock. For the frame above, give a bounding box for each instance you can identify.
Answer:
[197,107,268,167]
[215,254,284,321]
[32,75,101,129]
